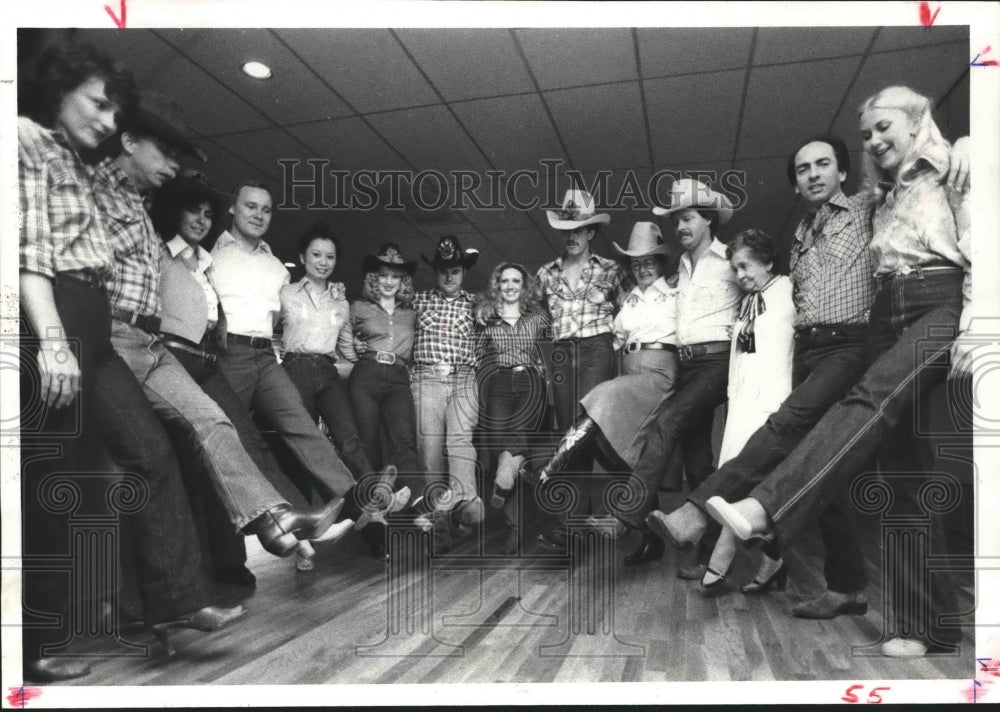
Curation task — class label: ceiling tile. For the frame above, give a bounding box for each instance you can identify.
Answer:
[545,82,648,171]
[395,29,536,101]
[872,26,969,52]
[515,28,637,89]
[212,127,316,182]
[754,27,877,65]
[451,94,569,172]
[637,28,753,77]
[275,29,439,114]
[737,56,862,158]
[366,104,491,174]
[645,70,745,164]
[286,117,411,173]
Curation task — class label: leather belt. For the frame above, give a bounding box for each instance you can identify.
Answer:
[677,341,729,362]
[160,337,217,363]
[361,350,402,366]
[284,352,336,364]
[623,342,679,354]
[499,364,531,373]
[413,362,472,376]
[58,270,106,290]
[228,333,273,350]
[794,324,867,343]
[111,307,161,334]
[876,261,962,284]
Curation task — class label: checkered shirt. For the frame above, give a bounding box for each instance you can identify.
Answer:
[535,253,623,341]
[18,119,114,283]
[90,158,164,318]
[479,309,551,370]
[790,190,877,329]
[412,289,480,367]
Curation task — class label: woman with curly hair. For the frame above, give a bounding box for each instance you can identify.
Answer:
[476,262,551,554]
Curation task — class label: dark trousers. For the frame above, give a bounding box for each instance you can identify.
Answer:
[480,366,547,528]
[283,354,374,481]
[689,331,869,593]
[752,269,964,646]
[348,359,424,496]
[21,277,208,666]
[549,333,616,516]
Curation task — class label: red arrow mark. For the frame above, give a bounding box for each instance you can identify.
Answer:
[971,46,999,67]
[919,1,941,27]
[104,0,126,28]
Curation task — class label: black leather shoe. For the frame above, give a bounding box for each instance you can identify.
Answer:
[623,532,664,567]
[150,603,248,656]
[246,498,345,557]
[214,565,257,587]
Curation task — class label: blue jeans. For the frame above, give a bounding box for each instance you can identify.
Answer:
[22,276,209,664]
[752,268,964,645]
[111,323,286,530]
[411,367,479,501]
[349,359,423,496]
[689,330,869,592]
[283,354,373,480]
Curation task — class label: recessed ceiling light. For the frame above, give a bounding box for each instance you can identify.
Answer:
[242,61,272,79]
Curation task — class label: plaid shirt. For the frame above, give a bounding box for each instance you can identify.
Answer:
[536,253,623,341]
[790,190,877,329]
[90,158,163,317]
[18,119,114,283]
[412,289,479,367]
[479,309,551,371]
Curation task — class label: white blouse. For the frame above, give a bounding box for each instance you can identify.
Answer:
[612,276,678,350]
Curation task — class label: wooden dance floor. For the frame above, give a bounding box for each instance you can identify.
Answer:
[59,490,974,685]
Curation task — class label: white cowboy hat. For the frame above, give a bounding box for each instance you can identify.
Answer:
[652,178,734,225]
[546,189,612,230]
[612,222,671,258]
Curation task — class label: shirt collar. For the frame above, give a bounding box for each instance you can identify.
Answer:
[166,235,212,269]
[91,156,134,192]
[628,276,671,300]
[433,288,472,302]
[294,278,339,297]
[215,229,274,256]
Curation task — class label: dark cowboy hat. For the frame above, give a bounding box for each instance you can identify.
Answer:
[158,170,232,213]
[364,242,417,275]
[421,235,479,270]
[120,92,207,162]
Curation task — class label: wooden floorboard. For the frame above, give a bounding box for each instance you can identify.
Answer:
[52,506,975,685]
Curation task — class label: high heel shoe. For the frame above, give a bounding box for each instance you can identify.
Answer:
[149,603,248,656]
[741,561,788,594]
[245,498,345,557]
[700,566,728,590]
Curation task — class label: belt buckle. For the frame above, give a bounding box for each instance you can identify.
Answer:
[624,342,640,354]
[678,345,693,361]
[433,362,452,376]
[512,365,527,373]
[376,351,396,365]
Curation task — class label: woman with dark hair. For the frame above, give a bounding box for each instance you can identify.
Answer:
[705,86,971,657]
[476,262,550,554]
[17,44,245,680]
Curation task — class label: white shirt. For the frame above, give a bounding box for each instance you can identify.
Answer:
[676,238,741,346]
[209,230,290,338]
[613,276,678,350]
[165,235,217,323]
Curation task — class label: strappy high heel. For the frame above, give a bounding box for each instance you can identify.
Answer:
[741,561,788,594]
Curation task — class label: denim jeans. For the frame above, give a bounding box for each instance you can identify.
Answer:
[688,331,869,592]
[22,277,209,664]
[111,323,287,531]
[349,359,423,496]
[411,367,479,501]
[549,333,616,516]
[752,269,964,645]
[216,340,357,502]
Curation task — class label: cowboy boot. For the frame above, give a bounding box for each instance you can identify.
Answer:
[522,416,598,485]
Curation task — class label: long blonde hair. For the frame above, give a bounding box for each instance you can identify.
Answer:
[858,86,951,197]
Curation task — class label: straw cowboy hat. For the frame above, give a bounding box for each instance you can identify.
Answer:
[546,189,612,230]
[612,222,672,258]
[652,178,734,225]
[364,242,417,275]
[421,235,479,270]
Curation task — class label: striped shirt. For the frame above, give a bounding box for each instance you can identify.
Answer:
[479,309,551,370]
[90,158,164,317]
[412,289,479,367]
[18,118,114,283]
[790,190,877,329]
[536,253,623,341]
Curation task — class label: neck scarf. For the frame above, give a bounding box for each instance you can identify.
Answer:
[736,276,778,354]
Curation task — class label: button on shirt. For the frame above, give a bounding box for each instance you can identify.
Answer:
[790,190,877,328]
[18,119,114,283]
[411,290,479,367]
[90,158,164,317]
[613,277,679,350]
[536,254,624,341]
[210,230,290,338]
[480,310,551,370]
[159,236,218,344]
[676,238,741,346]
[340,299,416,361]
[279,278,350,355]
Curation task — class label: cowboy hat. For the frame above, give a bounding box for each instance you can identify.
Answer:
[612,222,672,258]
[421,235,479,270]
[652,178,734,225]
[546,189,611,230]
[364,242,417,275]
[120,92,207,162]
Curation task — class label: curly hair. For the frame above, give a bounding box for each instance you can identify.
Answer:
[361,267,414,308]
[31,43,136,128]
[150,189,223,243]
[482,262,542,316]
[726,228,778,266]
[858,86,951,196]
